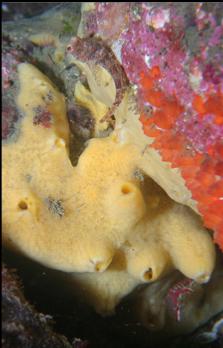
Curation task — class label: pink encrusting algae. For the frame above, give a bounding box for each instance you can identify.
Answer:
[166,278,197,322]
[82,2,223,250]
[2,45,24,140]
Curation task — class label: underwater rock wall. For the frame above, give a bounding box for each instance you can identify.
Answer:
[2,3,223,348]
[80,2,223,250]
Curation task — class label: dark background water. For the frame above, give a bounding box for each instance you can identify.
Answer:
[2,2,62,21]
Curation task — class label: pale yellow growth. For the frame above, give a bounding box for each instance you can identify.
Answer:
[74,81,109,135]
[114,91,198,212]
[29,33,65,63]
[126,232,171,282]
[29,33,60,47]
[3,63,142,274]
[70,251,139,314]
[69,59,116,107]
[54,47,65,64]
[2,63,216,314]
[72,270,138,315]
[16,63,69,145]
[71,57,200,213]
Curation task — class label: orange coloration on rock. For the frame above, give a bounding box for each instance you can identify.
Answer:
[144,89,165,108]
[174,153,203,169]
[139,113,154,126]
[193,95,206,114]
[204,95,223,115]
[157,133,184,151]
[150,65,162,79]
[203,211,222,231]
[162,99,184,120]
[196,93,223,125]
[215,223,223,251]
[139,113,162,137]
[215,162,223,176]
[140,72,154,89]
[215,142,223,157]
[152,100,184,129]
[201,200,223,235]
[209,181,223,198]
[196,170,216,188]
[144,124,162,138]
[139,66,223,250]
[153,110,173,129]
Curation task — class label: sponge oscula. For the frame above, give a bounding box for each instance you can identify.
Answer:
[3,63,216,314]
[3,63,144,274]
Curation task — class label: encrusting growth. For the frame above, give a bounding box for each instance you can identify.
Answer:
[2,63,216,314]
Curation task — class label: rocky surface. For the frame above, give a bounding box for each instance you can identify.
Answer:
[80,2,223,250]
[2,262,84,348]
[2,3,223,348]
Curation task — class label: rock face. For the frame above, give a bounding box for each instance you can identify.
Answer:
[2,3,223,347]
[79,2,223,250]
[3,63,216,315]
[132,260,223,336]
[2,263,73,348]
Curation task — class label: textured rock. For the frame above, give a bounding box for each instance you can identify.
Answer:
[79,2,223,250]
[2,263,73,348]
[2,3,223,346]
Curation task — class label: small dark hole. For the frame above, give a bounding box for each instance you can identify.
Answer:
[144,268,153,281]
[18,201,28,210]
[121,184,132,195]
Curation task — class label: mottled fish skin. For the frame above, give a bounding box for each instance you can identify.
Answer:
[67,35,129,123]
